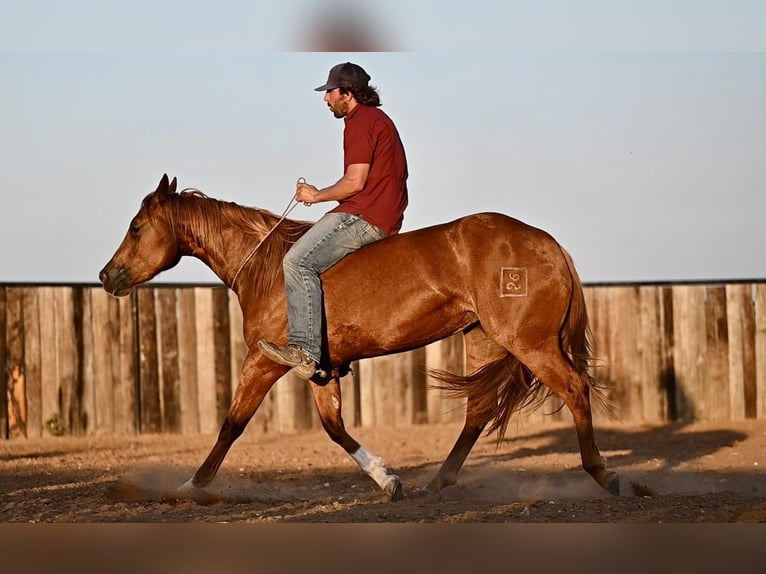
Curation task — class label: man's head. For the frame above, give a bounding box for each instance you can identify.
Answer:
[314,62,371,92]
[315,62,381,117]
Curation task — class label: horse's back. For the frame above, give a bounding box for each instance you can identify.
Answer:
[328,212,557,264]
[320,212,575,360]
[326,211,566,284]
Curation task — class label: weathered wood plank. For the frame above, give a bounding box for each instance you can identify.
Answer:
[137,288,161,433]
[659,286,676,420]
[0,288,8,439]
[360,356,392,427]
[7,366,26,439]
[21,288,42,438]
[704,286,730,419]
[194,287,218,434]
[399,348,426,425]
[425,335,466,424]
[672,285,707,421]
[725,285,746,419]
[38,287,61,436]
[212,287,232,427]
[586,286,612,425]
[55,287,81,435]
[726,284,756,419]
[609,286,644,421]
[756,284,766,418]
[78,287,96,435]
[358,358,375,428]
[742,286,758,419]
[117,294,137,434]
[105,293,123,433]
[606,286,629,420]
[156,288,181,433]
[90,288,115,434]
[177,289,200,434]
[359,349,424,427]
[274,373,314,433]
[637,286,666,421]
[6,289,25,438]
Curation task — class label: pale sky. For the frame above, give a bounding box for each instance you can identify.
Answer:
[1,1,764,284]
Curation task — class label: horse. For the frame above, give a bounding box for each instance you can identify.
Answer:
[99,174,620,501]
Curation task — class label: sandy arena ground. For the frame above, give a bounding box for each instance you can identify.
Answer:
[2,419,766,523]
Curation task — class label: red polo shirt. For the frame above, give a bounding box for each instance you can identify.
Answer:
[329,104,409,236]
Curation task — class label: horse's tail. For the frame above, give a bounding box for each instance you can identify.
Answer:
[429,354,549,447]
[558,246,614,417]
[558,246,593,376]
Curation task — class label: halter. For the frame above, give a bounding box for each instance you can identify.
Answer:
[230,177,307,289]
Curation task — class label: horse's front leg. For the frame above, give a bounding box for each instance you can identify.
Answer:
[310,376,403,501]
[179,353,282,493]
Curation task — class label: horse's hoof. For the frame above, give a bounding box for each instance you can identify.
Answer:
[174,478,220,504]
[603,472,620,496]
[390,478,404,502]
[177,478,197,494]
[384,475,404,502]
[408,485,441,501]
[407,487,429,499]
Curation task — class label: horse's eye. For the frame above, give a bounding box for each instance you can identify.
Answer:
[130,224,141,235]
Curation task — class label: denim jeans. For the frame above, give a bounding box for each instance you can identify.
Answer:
[283,212,386,363]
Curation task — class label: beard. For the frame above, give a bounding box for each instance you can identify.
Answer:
[328,99,349,118]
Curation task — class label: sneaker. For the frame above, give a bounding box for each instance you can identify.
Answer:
[257,340,316,379]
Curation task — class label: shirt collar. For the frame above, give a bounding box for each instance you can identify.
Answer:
[344,103,362,123]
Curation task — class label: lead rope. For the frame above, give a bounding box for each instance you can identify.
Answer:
[230,177,307,289]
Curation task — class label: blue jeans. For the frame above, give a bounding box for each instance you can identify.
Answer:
[284,212,386,363]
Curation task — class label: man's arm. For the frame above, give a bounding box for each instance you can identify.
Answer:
[296,163,370,205]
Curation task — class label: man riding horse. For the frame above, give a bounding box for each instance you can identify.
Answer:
[258,62,409,380]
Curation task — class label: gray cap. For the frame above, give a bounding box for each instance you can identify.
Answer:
[314,62,371,91]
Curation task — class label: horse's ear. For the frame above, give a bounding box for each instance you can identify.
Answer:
[157,173,170,196]
[156,173,177,198]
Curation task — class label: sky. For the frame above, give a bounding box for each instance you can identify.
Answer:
[1,1,765,285]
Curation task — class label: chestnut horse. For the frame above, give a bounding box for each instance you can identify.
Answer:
[100,174,619,500]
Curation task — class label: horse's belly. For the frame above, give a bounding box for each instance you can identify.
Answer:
[324,292,475,362]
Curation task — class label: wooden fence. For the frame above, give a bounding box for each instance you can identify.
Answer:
[1,281,764,439]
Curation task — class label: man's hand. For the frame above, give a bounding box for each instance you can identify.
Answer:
[296,164,369,206]
[296,182,320,206]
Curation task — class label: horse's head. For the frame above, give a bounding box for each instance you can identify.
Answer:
[99,174,182,296]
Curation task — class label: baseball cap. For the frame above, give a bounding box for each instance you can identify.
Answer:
[314,62,371,91]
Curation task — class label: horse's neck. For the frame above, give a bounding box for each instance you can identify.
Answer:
[175,201,264,290]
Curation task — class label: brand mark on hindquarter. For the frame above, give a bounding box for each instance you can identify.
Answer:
[500,267,528,297]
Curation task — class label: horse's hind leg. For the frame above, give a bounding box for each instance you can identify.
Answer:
[520,343,620,495]
[425,396,488,496]
[309,376,403,501]
[179,353,279,492]
[426,326,506,496]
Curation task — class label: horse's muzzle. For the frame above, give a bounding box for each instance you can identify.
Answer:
[99,265,133,297]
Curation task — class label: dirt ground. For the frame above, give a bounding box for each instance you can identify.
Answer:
[1,418,766,523]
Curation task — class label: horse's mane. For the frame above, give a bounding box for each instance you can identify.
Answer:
[164,190,313,296]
